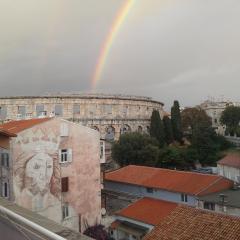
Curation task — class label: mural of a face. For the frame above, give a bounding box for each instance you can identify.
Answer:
[25,152,53,192]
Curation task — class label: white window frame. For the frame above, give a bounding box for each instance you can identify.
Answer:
[62,203,69,219]
[181,193,188,202]
[59,149,72,163]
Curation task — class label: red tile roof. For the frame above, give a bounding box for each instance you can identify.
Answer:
[218,154,240,169]
[0,118,51,136]
[144,205,240,240]
[116,198,177,226]
[105,165,233,196]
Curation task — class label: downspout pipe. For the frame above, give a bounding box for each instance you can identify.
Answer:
[0,204,66,240]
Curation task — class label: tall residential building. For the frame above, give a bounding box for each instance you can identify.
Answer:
[0,118,102,232]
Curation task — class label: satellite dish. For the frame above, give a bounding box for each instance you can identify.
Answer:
[101,208,106,216]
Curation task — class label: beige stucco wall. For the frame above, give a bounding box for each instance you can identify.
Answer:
[11,118,101,232]
[218,164,240,183]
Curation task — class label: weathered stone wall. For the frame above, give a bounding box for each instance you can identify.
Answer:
[0,94,164,140]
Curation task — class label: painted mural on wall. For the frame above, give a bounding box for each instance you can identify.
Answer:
[13,127,62,221]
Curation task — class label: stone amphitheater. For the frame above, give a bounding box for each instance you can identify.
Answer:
[0,93,164,140]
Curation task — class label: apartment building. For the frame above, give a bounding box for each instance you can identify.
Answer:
[103,165,233,215]
[217,154,240,183]
[0,118,102,232]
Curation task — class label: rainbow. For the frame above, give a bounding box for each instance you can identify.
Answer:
[91,0,135,89]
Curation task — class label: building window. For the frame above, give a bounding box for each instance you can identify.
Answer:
[36,104,45,117]
[73,104,80,114]
[55,104,63,116]
[60,123,69,137]
[146,188,153,193]
[100,141,104,160]
[105,126,115,141]
[62,203,69,219]
[89,105,97,115]
[1,153,9,168]
[122,106,128,115]
[181,194,188,202]
[2,182,8,198]
[104,105,112,115]
[18,106,26,116]
[0,106,7,120]
[203,202,215,211]
[59,149,72,163]
[61,177,69,192]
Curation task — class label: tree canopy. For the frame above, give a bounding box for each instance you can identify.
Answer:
[111,101,233,169]
[181,107,211,133]
[163,116,174,144]
[112,132,160,167]
[220,106,240,136]
[171,100,183,142]
[150,110,165,147]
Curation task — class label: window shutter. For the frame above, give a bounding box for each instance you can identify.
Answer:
[67,149,72,162]
[1,153,4,166]
[60,123,69,137]
[6,153,9,167]
[58,149,62,163]
[61,177,69,192]
[1,183,4,197]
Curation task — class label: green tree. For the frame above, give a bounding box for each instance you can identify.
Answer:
[171,100,183,142]
[220,106,240,136]
[191,122,221,165]
[181,107,211,135]
[163,116,174,144]
[150,110,166,147]
[156,146,189,169]
[112,132,160,167]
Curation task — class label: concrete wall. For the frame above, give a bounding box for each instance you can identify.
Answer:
[218,164,240,183]
[198,200,240,217]
[104,181,196,206]
[111,216,153,240]
[10,118,101,232]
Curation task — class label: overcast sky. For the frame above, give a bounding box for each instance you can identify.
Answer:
[0,0,240,108]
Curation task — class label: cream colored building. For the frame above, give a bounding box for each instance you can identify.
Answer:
[199,100,231,135]
[0,93,164,141]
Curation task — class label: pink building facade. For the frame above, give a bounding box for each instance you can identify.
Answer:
[0,118,102,232]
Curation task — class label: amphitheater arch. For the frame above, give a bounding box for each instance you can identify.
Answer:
[120,124,131,135]
[105,126,115,141]
[137,126,143,133]
[91,126,100,131]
